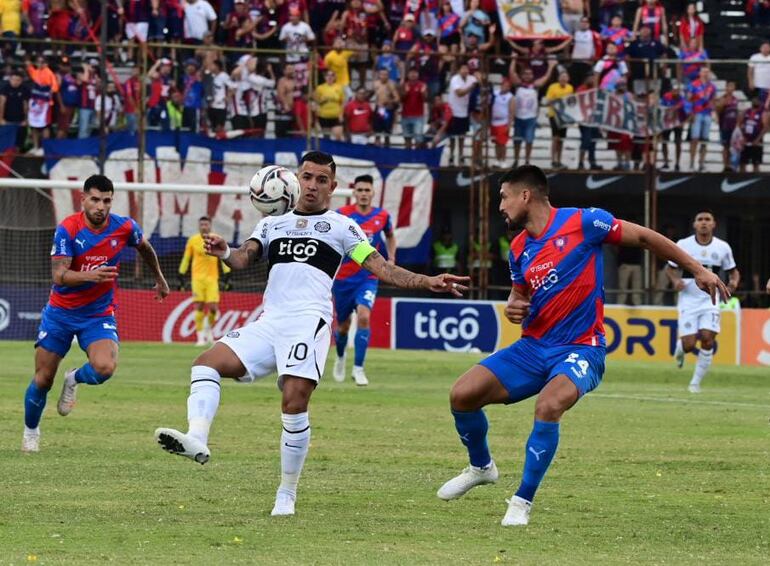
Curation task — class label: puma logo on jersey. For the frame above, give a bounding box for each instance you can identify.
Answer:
[75,238,86,248]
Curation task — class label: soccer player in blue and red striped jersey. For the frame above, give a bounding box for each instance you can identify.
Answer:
[437,166,729,526]
[331,174,396,386]
[685,66,717,171]
[22,175,169,453]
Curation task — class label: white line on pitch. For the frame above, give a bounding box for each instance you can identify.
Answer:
[590,392,770,409]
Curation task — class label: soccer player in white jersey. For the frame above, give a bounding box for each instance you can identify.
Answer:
[666,210,740,393]
[154,151,469,516]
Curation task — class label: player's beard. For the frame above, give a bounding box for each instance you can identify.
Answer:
[503,210,527,230]
[85,210,107,227]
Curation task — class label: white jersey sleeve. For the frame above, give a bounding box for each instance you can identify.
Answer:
[721,242,737,271]
[247,216,271,260]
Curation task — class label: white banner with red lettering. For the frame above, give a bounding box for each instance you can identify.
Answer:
[498,0,570,39]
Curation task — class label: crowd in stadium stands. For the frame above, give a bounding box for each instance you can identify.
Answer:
[0,0,766,170]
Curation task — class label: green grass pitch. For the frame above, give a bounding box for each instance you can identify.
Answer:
[1,342,768,565]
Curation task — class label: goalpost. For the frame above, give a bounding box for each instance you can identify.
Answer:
[0,178,353,345]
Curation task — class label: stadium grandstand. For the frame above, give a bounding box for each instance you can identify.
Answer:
[0,0,769,331]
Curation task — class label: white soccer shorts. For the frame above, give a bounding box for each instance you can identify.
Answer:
[218,313,331,387]
[678,308,721,336]
[125,22,149,42]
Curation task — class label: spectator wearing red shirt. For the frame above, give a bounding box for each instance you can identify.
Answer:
[677,2,705,50]
[223,0,256,49]
[123,66,141,135]
[393,14,419,59]
[343,0,370,87]
[400,67,427,148]
[428,93,451,147]
[739,97,766,173]
[363,0,390,46]
[147,58,176,128]
[278,0,309,26]
[344,87,373,144]
[633,0,668,45]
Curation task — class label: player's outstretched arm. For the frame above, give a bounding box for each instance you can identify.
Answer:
[362,250,471,297]
[204,234,262,271]
[618,220,730,304]
[136,238,170,301]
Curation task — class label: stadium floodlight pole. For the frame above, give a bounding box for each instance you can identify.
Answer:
[98,0,108,174]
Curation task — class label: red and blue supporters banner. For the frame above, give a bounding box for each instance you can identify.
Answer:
[42,133,441,264]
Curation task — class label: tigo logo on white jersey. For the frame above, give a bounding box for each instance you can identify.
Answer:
[278,239,319,262]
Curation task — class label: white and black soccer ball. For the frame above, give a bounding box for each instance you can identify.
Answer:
[249,165,301,216]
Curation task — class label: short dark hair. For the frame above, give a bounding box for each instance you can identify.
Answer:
[499,165,549,198]
[199,215,211,222]
[301,151,336,175]
[354,174,373,186]
[694,209,715,220]
[83,174,114,193]
[10,67,22,77]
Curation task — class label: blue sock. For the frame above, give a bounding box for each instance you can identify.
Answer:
[335,331,348,359]
[452,409,492,468]
[515,420,560,502]
[354,328,370,367]
[24,380,50,429]
[74,363,111,385]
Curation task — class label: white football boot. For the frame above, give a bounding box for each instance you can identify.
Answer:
[154,428,210,464]
[501,495,532,526]
[674,340,685,369]
[195,331,207,347]
[688,383,701,394]
[57,368,78,416]
[21,427,40,453]
[271,491,296,516]
[352,366,369,387]
[437,461,499,500]
[333,354,346,382]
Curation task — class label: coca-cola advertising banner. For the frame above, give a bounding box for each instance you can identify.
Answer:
[115,289,393,348]
[42,134,441,264]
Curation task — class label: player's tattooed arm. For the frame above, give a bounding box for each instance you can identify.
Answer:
[362,250,471,297]
[204,233,262,270]
[51,256,118,286]
[136,238,170,301]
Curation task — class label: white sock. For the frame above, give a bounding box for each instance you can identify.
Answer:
[278,412,310,499]
[690,348,713,387]
[675,339,683,356]
[186,365,221,445]
[24,426,39,436]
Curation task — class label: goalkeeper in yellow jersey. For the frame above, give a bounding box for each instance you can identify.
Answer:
[179,216,231,346]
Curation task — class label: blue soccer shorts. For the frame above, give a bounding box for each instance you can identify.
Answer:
[480,337,606,403]
[332,278,378,324]
[35,305,120,358]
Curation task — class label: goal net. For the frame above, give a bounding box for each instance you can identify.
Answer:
[0,177,353,344]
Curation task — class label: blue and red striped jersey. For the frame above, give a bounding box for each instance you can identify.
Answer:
[335,205,393,281]
[49,212,143,316]
[509,207,622,347]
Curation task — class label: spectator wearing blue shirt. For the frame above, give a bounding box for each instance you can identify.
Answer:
[626,26,666,95]
[375,41,402,82]
[181,59,204,132]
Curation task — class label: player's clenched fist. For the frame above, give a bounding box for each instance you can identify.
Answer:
[88,265,119,283]
[505,299,530,324]
[203,234,228,257]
